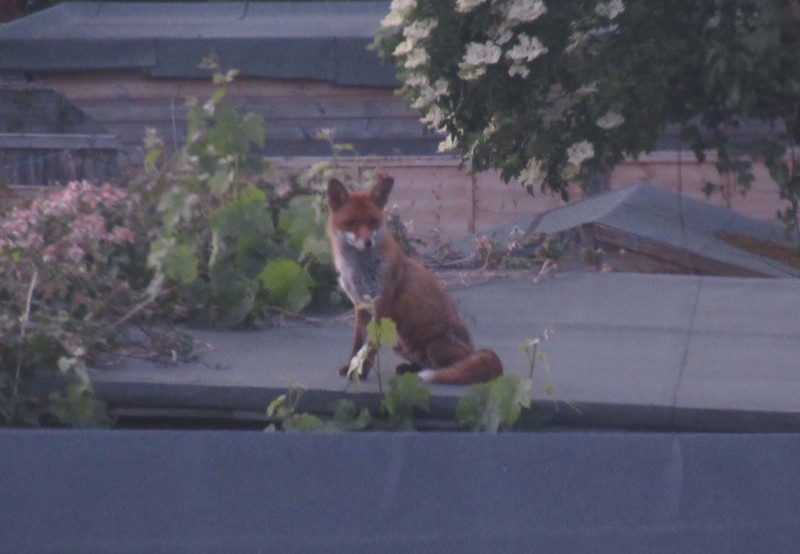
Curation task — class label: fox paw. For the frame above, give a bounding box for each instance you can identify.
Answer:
[395,362,422,375]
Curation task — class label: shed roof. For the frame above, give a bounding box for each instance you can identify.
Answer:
[0,1,398,86]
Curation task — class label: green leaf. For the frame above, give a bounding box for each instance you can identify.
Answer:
[456,376,532,432]
[384,373,430,419]
[367,317,398,349]
[210,86,228,105]
[258,258,315,313]
[330,399,372,431]
[241,113,266,149]
[283,412,327,432]
[148,236,200,284]
[278,195,326,252]
[207,168,232,198]
[157,187,198,230]
[144,148,162,171]
[266,394,287,418]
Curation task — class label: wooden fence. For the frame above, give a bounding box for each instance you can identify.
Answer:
[0,133,118,186]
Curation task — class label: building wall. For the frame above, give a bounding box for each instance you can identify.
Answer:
[25,72,792,241]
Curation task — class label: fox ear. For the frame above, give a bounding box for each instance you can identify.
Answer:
[370,174,394,208]
[327,179,348,211]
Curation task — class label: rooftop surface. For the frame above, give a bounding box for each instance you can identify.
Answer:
[85,183,800,431]
[0,1,397,85]
[91,270,800,432]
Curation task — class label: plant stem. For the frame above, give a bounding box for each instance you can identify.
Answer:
[14,269,38,397]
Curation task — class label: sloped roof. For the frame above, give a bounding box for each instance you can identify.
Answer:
[0,1,397,85]
[530,183,800,278]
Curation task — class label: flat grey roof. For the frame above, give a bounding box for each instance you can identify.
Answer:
[4,430,800,552]
[0,1,398,85]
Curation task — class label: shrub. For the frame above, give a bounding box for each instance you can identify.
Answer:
[0,181,146,425]
[138,69,338,328]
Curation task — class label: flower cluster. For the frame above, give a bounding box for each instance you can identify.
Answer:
[566,141,596,167]
[0,181,148,383]
[375,0,633,198]
[505,34,548,78]
[0,182,136,267]
[458,40,503,80]
[595,0,625,20]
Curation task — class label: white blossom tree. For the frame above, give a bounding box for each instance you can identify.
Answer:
[374,0,800,238]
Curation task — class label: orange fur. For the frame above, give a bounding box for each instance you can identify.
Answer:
[326,175,503,385]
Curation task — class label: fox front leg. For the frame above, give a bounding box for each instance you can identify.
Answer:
[338,307,374,378]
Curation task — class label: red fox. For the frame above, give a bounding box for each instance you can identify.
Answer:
[326,174,503,385]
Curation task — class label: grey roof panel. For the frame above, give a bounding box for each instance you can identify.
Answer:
[0,1,398,85]
[3,430,800,552]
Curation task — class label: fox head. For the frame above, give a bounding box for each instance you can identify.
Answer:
[326,175,394,251]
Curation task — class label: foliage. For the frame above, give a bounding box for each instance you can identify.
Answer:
[0,67,358,426]
[383,372,431,430]
[139,67,336,328]
[267,324,557,433]
[265,375,428,432]
[455,327,554,432]
[469,228,563,270]
[374,0,800,240]
[455,375,532,432]
[0,181,147,426]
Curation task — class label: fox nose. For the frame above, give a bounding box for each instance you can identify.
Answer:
[364,238,373,248]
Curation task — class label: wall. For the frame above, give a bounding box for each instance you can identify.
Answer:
[28,72,792,242]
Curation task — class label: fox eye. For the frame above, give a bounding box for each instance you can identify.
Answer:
[344,219,357,230]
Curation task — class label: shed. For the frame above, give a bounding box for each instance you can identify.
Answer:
[0,1,431,159]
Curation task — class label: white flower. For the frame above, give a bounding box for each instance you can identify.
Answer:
[405,72,432,90]
[506,34,548,62]
[456,0,487,14]
[595,0,624,19]
[517,157,544,187]
[394,19,437,58]
[421,105,446,131]
[381,0,416,28]
[459,41,502,80]
[460,65,488,80]
[393,39,414,57]
[463,41,502,66]
[505,0,547,23]
[431,78,449,97]
[493,29,514,45]
[404,48,430,69]
[411,77,449,109]
[565,31,588,54]
[403,18,438,42]
[438,134,458,152]
[508,63,530,78]
[566,141,595,166]
[596,111,625,130]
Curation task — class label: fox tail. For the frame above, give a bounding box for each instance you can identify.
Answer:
[417,349,503,385]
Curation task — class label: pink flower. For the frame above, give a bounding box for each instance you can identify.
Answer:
[67,245,85,263]
[109,226,135,244]
[274,184,292,200]
[43,244,59,263]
